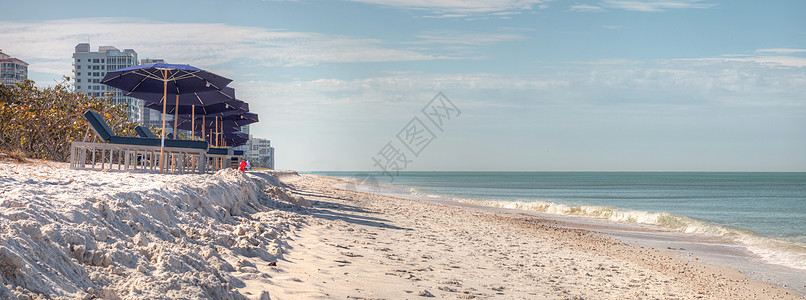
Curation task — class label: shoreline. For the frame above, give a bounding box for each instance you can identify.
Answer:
[268,173,803,299]
[324,172,806,294]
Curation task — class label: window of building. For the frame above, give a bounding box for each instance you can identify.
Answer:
[101,66,105,70]
[101,59,105,63]
[77,72,81,76]
[77,59,80,62]
[76,86,81,89]
[93,59,100,63]
[76,79,81,83]
[77,65,81,69]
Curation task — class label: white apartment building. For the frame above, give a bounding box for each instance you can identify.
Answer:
[0,49,28,86]
[72,43,141,122]
[247,137,275,169]
[140,58,165,65]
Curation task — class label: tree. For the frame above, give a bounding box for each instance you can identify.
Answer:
[0,79,136,162]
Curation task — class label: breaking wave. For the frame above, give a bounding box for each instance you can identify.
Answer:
[409,190,806,271]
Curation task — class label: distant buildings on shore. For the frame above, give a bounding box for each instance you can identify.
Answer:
[72,43,142,122]
[0,49,28,86]
[246,137,275,169]
[231,126,275,169]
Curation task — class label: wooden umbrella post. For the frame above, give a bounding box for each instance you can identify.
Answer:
[173,95,179,139]
[171,94,179,173]
[191,105,196,139]
[159,69,167,174]
[216,117,221,169]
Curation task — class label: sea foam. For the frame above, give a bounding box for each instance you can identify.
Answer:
[452,197,806,271]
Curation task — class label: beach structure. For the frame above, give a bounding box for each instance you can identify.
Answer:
[126,86,238,139]
[134,125,244,171]
[0,49,28,86]
[101,63,232,174]
[71,111,208,173]
[136,86,250,169]
[72,43,141,122]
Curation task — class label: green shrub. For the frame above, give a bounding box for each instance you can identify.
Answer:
[0,79,136,162]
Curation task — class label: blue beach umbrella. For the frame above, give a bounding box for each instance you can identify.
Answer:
[176,112,258,131]
[145,94,246,117]
[135,87,237,136]
[176,112,257,147]
[102,63,232,173]
[167,99,250,145]
[139,87,240,139]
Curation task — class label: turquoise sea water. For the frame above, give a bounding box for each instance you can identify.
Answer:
[312,171,806,272]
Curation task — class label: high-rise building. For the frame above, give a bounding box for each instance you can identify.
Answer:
[0,49,28,86]
[72,43,141,122]
[140,58,165,65]
[247,137,274,169]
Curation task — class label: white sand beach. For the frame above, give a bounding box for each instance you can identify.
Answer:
[0,161,802,299]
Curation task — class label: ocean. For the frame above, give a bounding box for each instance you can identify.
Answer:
[311,171,806,290]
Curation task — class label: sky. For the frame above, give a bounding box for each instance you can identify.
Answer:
[1,0,805,171]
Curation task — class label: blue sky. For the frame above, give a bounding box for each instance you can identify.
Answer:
[2,0,805,171]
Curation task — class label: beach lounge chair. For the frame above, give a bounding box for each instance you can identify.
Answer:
[134,126,173,139]
[84,111,207,150]
[134,125,156,138]
[70,111,208,173]
[135,125,240,171]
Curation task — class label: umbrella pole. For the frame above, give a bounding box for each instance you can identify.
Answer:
[173,95,179,139]
[218,117,222,147]
[171,94,179,173]
[216,117,220,169]
[160,69,167,174]
[190,105,195,171]
[191,105,196,139]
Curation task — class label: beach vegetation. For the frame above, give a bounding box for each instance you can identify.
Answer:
[0,78,136,162]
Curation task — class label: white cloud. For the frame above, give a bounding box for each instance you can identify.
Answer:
[676,54,806,68]
[230,58,804,171]
[231,56,806,114]
[0,18,448,79]
[235,57,806,114]
[421,14,469,19]
[756,49,806,54]
[569,4,606,12]
[412,30,527,46]
[344,0,552,14]
[601,0,713,12]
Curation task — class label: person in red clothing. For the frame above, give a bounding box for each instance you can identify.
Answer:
[238,160,247,172]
